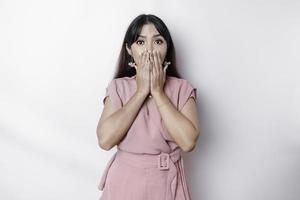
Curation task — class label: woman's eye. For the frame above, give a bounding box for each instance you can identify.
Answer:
[155,39,164,45]
[136,39,163,45]
[136,40,144,45]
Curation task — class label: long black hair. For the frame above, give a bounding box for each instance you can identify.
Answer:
[113,14,182,79]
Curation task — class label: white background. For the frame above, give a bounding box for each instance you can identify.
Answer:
[0,0,299,200]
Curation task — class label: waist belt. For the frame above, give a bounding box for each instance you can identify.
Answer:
[98,147,191,200]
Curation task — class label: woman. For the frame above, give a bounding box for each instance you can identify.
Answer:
[96,14,200,200]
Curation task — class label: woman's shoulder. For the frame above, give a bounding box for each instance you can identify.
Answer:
[114,75,136,83]
[166,75,186,82]
[166,76,195,88]
[165,76,197,110]
[109,76,137,98]
[113,76,136,89]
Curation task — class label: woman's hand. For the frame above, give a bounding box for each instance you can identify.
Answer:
[134,51,151,96]
[150,50,168,97]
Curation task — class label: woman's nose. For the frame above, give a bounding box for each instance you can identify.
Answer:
[146,44,153,52]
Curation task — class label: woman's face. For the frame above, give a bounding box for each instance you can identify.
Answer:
[126,23,167,68]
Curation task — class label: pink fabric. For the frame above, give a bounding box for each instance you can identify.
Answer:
[98,75,197,200]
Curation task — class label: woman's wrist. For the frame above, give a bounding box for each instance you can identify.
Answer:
[153,92,171,108]
[157,101,171,108]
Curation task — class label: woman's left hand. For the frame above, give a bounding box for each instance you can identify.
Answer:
[150,50,168,97]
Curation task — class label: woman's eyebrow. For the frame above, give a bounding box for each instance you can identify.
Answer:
[138,34,162,38]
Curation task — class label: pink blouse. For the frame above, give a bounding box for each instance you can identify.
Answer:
[102,74,197,154]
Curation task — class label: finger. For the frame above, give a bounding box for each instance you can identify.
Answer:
[155,51,160,76]
[156,51,161,76]
[140,52,147,79]
[141,52,147,77]
[145,53,151,74]
[157,51,163,73]
[137,51,144,67]
[142,51,147,66]
[146,52,150,63]
[144,52,149,69]
[163,64,169,74]
[149,51,154,61]
[137,51,143,70]
[135,52,143,74]
[151,52,156,79]
[149,51,154,66]
[150,66,154,89]
[163,64,168,83]
[153,50,159,75]
[149,51,154,72]
[140,51,148,77]
[142,51,148,69]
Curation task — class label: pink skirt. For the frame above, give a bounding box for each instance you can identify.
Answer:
[98,147,192,200]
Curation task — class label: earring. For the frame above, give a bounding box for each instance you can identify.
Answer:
[163,61,171,67]
[128,61,137,68]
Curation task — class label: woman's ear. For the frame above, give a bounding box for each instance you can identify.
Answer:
[125,43,132,56]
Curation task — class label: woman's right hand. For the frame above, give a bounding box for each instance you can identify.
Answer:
[134,51,152,97]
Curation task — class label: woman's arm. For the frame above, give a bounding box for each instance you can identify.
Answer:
[153,92,200,152]
[96,91,148,151]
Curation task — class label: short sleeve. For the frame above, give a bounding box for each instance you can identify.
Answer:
[102,79,123,110]
[178,79,197,111]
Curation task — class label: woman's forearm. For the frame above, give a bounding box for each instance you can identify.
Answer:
[153,92,198,152]
[98,91,147,150]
